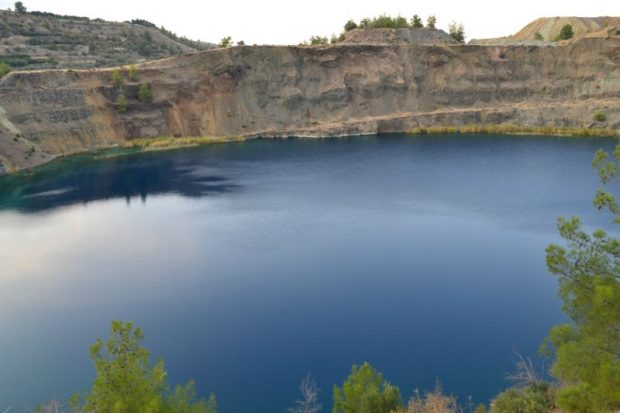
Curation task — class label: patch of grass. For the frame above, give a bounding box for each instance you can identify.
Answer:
[408,124,620,138]
[122,136,246,151]
[593,111,607,122]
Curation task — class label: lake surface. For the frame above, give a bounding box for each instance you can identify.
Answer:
[0,134,615,412]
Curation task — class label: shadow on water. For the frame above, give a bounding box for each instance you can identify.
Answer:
[0,150,240,213]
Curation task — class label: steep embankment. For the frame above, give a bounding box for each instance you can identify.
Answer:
[341,28,455,45]
[514,16,620,41]
[471,16,620,44]
[0,28,620,173]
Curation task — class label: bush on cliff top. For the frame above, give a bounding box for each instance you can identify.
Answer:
[555,24,574,41]
[449,21,466,43]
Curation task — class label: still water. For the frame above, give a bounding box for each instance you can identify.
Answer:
[0,135,615,412]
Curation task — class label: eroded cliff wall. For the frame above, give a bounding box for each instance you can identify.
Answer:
[1,31,620,172]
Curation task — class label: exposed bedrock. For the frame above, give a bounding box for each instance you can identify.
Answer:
[1,32,620,172]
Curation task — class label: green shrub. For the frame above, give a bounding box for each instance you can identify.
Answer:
[358,14,410,29]
[0,63,10,78]
[344,20,358,32]
[449,22,465,43]
[130,19,157,28]
[128,65,138,82]
[308,35,328,46]
[534,32,544,41]
[14,1,27,14]
[491,383,555,413]
[341,14,437,35]
[111,68,123,87]
[594,111,606,122]
[135,40,155,57]
[410,15,424,28]
[556,24,574,41]
[333,362,401,413]
[218,36,232,48]
[115,89,127,113]
[427,15,437,29]
[138,83,153,103]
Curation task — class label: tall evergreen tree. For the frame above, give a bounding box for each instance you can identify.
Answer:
[542,146,620,412]
[70,321,216,413]
[333,362,401,413]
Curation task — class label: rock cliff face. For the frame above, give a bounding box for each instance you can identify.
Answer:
[341,28,455,45]
[1,29,620,173]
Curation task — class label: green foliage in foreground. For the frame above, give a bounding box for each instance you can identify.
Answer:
[0,63,10,78]
[541,144,620,412]
[333,362,401,413]
[70,320,216,413]
[490,383,555,413]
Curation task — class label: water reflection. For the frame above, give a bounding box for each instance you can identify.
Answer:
[0,135,617,413]
[0,151,240,213]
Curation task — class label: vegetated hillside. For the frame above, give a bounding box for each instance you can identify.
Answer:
[1,24,619,174]
[0,9,215,70]
[471,16,620,44]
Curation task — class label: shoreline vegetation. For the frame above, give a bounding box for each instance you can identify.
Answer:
[407,124,620,138]
[121,135,247,150]
[2,126,618,178]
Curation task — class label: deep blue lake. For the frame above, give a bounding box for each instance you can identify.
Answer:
[0,134,616,412]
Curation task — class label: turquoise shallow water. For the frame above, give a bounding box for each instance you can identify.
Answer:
[0,134,615,412]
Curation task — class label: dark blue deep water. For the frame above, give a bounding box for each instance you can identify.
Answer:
[0,135,616,412]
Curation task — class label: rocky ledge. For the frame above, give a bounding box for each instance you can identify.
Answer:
[1,28,620,173]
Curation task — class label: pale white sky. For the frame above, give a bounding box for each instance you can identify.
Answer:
[1,0,619,44]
